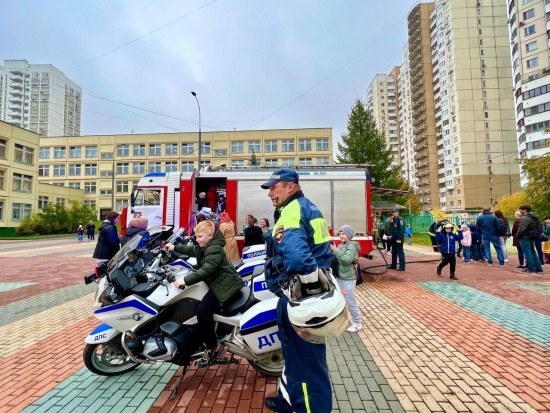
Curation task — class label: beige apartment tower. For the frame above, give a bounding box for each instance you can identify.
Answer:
[429,0,520,211]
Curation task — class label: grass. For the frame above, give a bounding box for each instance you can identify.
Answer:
[0,233,77,241]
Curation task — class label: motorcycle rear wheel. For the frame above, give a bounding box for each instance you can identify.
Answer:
[83,342,140,376]
[249,349,284,377]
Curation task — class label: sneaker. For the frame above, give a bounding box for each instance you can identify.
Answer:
[450,274,458,280]
[488,263,493,267]
[521,268,535,273]
[500,264,506,268]
[504,259,508,263]
[197,343,223,367]
[516,265,525,269]
[347,324,363,333]
[436,267,442,276]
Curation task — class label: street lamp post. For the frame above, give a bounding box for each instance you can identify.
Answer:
[191,92,202,172]
[506,153,518,195]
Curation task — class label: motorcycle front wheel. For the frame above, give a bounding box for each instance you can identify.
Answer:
[83,342,140,376]
[249,349,284,377]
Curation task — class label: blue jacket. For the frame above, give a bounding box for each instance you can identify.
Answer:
[265,191,332,297]
[435,230,463,254]
[476,213,502,238]
[468,224,481,243]
[391,215,405,239]
[92,221,120,260]
[406,227,412,237]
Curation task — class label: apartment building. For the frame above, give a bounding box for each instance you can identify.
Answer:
[366,74,400,167]
[37,128,333,218]
[429,0,520,211]
[507,0,550,159]
[0,60,82,137]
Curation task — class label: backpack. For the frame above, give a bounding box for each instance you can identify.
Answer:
[527,219,543,241]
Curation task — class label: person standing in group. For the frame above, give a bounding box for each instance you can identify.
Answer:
[511,210,525,268]
[494,210,511,263]
[219,212,240,261]
[330,225,362,333]
[261,168,336,413]
[476,207,505,267]
[388,208,405,271]
[216,193,227,215]
[468,220,483,262]
[92,211,121,260]
[120,217,148,247]
[86,220,96,241]
[435,223,463,280]
[542,215,550,264]
[260,217,271,235]
[77,225,84,242]
[517,205,544,274]
[197,192,208,211]
[460,224,472,263]
[406,224,413,245]
[244,214,264,247]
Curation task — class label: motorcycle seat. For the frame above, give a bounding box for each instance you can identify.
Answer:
[220,286,251,316]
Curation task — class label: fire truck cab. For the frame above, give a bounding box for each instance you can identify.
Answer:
[124,165,374,254]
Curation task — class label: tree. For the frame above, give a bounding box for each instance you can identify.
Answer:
[248,151,260,167]
[521,154,550,215]
[337,99,398,187]
[494,191,527,218]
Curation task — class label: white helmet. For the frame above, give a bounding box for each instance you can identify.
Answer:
[286,269,348,344]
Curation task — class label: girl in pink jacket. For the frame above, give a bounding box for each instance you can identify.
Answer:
[460,224,472,263]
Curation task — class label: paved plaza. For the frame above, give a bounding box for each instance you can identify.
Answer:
[0,238,548,412]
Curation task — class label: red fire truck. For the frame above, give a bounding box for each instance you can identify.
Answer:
[122,165,374,254]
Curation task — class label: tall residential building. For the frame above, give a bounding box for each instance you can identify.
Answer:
[397,46,417,188]
[429,0,520,211]
[0,60,82,137]
[366,73,400,167]
[507,0,550,159]
[407,2,439,211]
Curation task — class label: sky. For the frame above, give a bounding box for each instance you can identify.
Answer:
[1,0,420,151]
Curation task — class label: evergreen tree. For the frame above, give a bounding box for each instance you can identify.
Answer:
[337,99,398,186]
[248,151,260,167]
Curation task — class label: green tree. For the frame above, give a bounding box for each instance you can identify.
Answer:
[248,151,260,167]
[521,154,550,215]
[337,98,398,187]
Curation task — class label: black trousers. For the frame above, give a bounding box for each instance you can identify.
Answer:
[196,290,222,349]
[438,253,456,275]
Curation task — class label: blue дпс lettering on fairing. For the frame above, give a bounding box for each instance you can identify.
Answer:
[241,309,277,330]
[94,300,157,316]
[91,323,113,335]
[143,172,166,177]
[253,280,268,293]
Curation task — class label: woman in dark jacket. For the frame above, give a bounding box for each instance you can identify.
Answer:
[244,215,264,247]
[120,217,148,247]
[511,210,525,268]
[86,220,96,240]
[494,210,510,263]
[166,220,243,367]
[92,211,120,260]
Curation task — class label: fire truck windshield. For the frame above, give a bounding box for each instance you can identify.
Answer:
[134,189,161,206]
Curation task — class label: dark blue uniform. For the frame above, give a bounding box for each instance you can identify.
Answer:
[390,215,406,270]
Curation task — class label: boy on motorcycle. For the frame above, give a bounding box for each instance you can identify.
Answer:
[165,220,243,367]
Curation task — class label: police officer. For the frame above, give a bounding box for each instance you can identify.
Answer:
[261,168,333,413]
[388,208,406,271]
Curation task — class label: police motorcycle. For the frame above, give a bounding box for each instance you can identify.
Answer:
[83,227,284,398]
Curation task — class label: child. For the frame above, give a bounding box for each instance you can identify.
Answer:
[406,224,413,245]
[460,224,472,263]
[165,220,243,367]
[77,225,84,242]
[435,223,463,280]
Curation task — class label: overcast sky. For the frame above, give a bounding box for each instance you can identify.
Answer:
[1,0,419,150]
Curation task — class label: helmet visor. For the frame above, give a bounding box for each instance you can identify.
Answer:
[291,307,350,344]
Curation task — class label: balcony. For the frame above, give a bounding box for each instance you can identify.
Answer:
[9,74,23,83]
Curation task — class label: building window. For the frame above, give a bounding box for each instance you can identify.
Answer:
[282,139,295,152]
[232,142,244,153]
[281,158,294,167]
[53,165,66,176]
[523,8,535,20]
[181,143,193,155]
[12,203,32,221]
[248,141,260,153]
[116,200,129,210]
[84,146,97,158]
[165,161,178,172]
[149,144,162,156]
[0,170,4,190]
[69,146,81,158]
[12,173,33,192]
[116,181,129,193]
[231,160,245,168]
[165,143,178,155]
[38,196,49,209]
[526,41,538,52]
[117,144,129,157]
[54,147,66,158]
[0,201,3,220]
[133,144,145,156]
[38,147,49,159]
[85,164,97,175]
[100,189,112,196]
[316,139,329,151]
[201,143,211,154]
[69,164,81,176]
[38,165,49,177]
[84,200,96,210]
[265,158,278,167]
[68,182,81,189]
[84,182,96,193]
[298,139,312,151]
[117,163,129,175]
[265,140,277,153]
[299,158,313,166]
[317,157,330,165]
[133,162,145,174]
[149,162,162,173]
[181,162,194,172]
[527,57,539,68]
[524,25,536,36]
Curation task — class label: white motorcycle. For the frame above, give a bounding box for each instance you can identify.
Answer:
[83,228,283,399]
